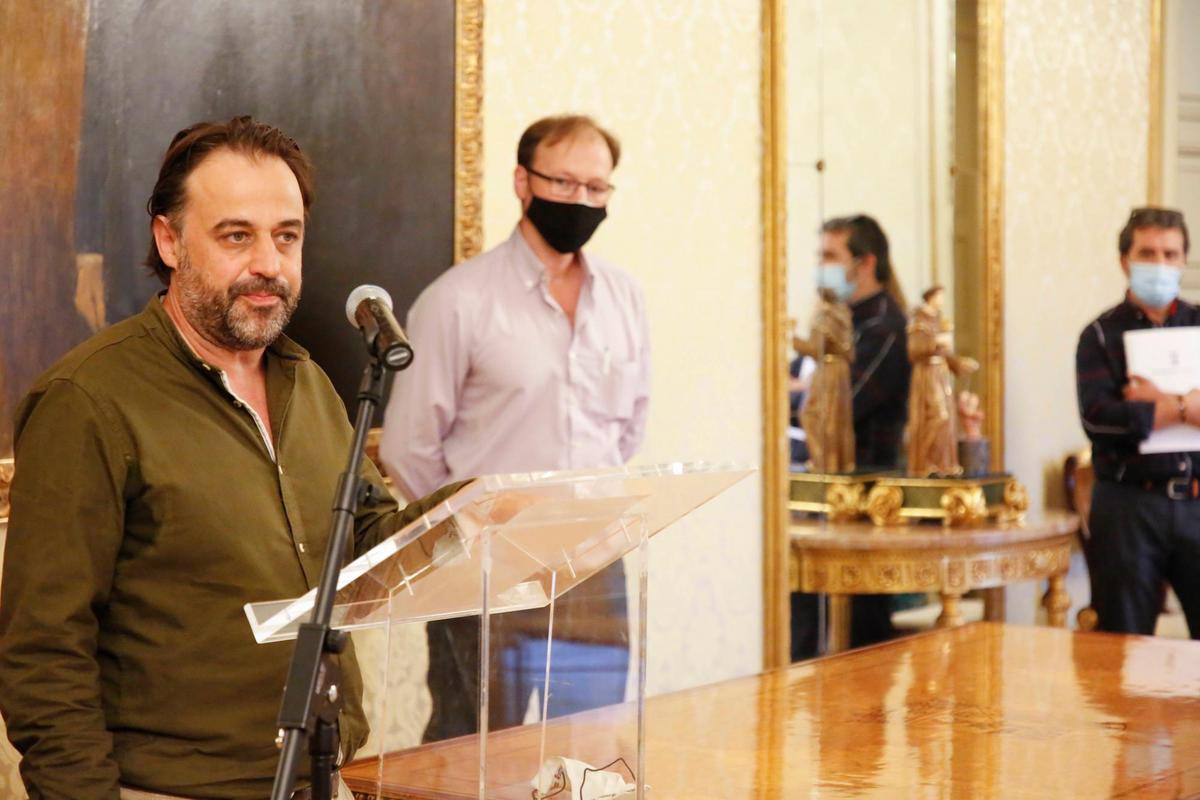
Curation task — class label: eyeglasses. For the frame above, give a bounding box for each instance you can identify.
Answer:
[526,167,614,204]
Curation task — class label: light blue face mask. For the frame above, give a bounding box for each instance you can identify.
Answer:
[1129,262,1183,309]
[816,263,855,302]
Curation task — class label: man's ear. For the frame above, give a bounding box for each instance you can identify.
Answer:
[151,215,181,269]
[513,165,532,208]
[855,252,877,282]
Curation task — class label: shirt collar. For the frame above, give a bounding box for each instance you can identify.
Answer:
[849,289,888,320]
[507,224,595,291]
[1120,290,1184,323]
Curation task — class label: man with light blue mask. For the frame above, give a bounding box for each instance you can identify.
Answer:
[817,215,911,470]
[792,215,911,660]
[1076,206,1200,638]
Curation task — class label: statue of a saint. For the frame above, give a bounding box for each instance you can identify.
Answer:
[796,289,856,473]
[906,286,978,476]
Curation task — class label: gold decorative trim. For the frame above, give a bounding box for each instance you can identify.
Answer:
[865,484,903,526]
[794,539,1073,595]
[1148,0,1164,204]
[941,486,988,527]
[826,483,865,522]
[760,0,790,670]
[1000,478,1029,524]
[979,0,1005,471]
[454,0,484,263]
[0,458,13,522]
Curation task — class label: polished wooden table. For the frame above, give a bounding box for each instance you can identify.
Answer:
[791,510,1079,651]
[344,623,1200,799]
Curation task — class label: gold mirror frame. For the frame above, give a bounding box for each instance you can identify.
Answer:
[759,0,1008,668]
[455,0,485,264]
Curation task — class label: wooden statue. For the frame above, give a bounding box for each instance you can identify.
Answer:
[796,289,856,473]
[906,286,977,477]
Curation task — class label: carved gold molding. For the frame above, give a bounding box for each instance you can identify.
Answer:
[454,0,484,263]
[0,458,12,522]
[1148,0,1164,204]
[979,0,1005,471]
[794,538,1072,595]
[941,486,988,527]
[865,484,903,526]
[760,0,790,670]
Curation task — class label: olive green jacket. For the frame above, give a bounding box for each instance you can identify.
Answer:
[0,298,459,799]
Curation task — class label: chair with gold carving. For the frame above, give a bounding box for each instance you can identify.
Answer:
[1063,449,1098,630]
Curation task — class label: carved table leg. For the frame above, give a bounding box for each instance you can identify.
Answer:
[827,594,851,653]
[1043,572,1071,628]
[982,587,1007,622]
[938,592,964,628]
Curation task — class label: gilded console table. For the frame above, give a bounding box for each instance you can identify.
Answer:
[790,510,1078,652]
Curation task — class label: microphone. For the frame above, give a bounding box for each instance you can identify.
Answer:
[345,285,414,370]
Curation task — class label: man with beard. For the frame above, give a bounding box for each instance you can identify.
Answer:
[0,117,456,800]
[380,114,650,741]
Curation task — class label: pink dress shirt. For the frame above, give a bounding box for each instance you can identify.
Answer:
[379,227,651,499]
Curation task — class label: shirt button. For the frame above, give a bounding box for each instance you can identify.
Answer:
[278,465,284,476]
[298,542,307,554]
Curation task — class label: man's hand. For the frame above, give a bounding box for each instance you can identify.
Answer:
[1185,388,1200,425]
[1126,375,1198,430]
[1124,374,1168,404]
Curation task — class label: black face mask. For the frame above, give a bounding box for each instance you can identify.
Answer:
[526,196,607,253]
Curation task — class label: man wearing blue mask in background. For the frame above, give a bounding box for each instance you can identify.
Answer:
[1076,206,1200,638]
[817,215,911,471]
[793,215,911,658]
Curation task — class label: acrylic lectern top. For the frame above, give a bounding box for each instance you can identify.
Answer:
[245,461,751,644]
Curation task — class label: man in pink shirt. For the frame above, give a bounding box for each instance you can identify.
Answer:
[380,115,650,741]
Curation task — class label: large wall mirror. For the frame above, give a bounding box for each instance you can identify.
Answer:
[763,0,1004,665]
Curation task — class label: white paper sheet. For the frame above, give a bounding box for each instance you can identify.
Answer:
[1123,326,1200,453]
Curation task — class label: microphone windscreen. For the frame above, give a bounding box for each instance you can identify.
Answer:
[345,284,394,328]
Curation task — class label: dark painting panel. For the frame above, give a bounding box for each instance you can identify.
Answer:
[76,0,456,410]
[1,0,457,455]
[0,1,91,455]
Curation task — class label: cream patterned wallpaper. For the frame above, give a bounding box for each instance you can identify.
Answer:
[481,0,765,696]
[1003,0,1150,622]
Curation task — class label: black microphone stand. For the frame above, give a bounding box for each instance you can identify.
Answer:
[269,340,400,800]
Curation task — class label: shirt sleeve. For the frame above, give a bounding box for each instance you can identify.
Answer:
[1076,321,1155,445]
[619,283,652,462]
[378,285,469,501]
[0,380,128,800]
[351,451,471,557]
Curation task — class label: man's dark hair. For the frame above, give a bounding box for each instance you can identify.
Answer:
[1119,206,1189,257]
[517,114,621,170]
[144,116,315,286]
[822,214,892,283]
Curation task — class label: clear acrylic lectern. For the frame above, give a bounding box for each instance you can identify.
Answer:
[246,461,751,800]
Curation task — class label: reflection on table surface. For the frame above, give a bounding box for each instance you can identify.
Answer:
[344,622,1200,799]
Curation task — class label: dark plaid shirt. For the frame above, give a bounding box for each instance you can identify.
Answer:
[1076,295,1200,483]
[850,291,910,468]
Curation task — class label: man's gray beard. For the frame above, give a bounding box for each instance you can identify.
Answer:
[174,252,300,351]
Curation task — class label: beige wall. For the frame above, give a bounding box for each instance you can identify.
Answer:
[1003,0,1151,622]
[1003,0,1150,510]
[481,1,765,693]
